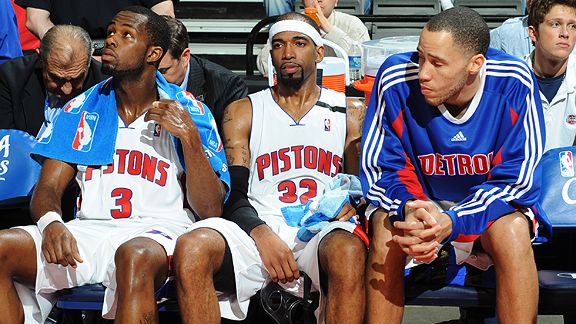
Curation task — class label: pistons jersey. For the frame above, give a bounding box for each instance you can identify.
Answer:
[76,115,205,224]
[247,88,347,218]
[360,48,551,243]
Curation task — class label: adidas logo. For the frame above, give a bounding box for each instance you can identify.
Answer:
[451,131,467,142]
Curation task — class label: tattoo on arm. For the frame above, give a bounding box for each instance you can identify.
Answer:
[222,107,233,125]
[241,145,249,166]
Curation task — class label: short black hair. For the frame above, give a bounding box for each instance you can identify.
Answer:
[425,6,490,56]
[528,0,576,29]
[276,12,321,34]
[162,15,190,59]
[121,6,170,59]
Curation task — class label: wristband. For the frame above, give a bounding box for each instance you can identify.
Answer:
[37,211,64,233]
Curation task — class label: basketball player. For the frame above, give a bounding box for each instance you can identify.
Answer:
[172,12,367,324]
[360,7,549,323]
[0,6,229,323]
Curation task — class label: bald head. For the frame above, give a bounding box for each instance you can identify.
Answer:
[40,25,92,66]
[40,25,93,101]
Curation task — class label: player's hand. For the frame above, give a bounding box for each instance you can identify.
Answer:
[250,225,300,284]
[335,202,357,222]
[144,99,200,142]
[41,222,83,268]
[393,200,442,260]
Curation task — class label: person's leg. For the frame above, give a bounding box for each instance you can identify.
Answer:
[318,229,366,323]
[173,228,227,324]
[113,237,169,324]
[480,211,537,324]
[263,0,294,16]
[365,209,406,324]
[0,228,38,323]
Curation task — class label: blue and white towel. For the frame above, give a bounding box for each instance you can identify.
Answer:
[32,72,230,195]
[281,174,363,241]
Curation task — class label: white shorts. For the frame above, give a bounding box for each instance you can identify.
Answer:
[187,217,356,323]
[15,218,190,323]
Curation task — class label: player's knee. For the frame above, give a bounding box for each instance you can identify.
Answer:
[174,228,225,273]
[483,212,533,259]
[320,231,366,276]
[115,240,166,273]
[0,229,33,272]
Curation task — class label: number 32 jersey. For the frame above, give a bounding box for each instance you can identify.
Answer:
[247,88,347,219]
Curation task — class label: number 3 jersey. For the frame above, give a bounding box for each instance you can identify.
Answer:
[75,114,216,224]
[247,87,347,219]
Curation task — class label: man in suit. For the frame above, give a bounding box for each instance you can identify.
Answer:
[0,24,106,225]
[158,16,248,133]
[0,24,106,137]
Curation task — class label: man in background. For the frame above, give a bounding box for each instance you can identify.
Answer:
[159,15,248,132]
[526,0,576,151]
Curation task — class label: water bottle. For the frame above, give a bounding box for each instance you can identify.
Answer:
[348,41,362,82]
[304,7,321,27]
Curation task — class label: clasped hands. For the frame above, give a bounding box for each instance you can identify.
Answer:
[392,200,452,264]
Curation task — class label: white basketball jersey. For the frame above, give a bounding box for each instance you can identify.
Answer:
[75,115,193,224]
[247,88,347,218]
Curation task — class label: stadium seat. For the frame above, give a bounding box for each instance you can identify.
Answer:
[372,0,440,16]
[0,129,40,203]
[0,129,41,229]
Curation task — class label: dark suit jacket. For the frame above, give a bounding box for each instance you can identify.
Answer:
[187,55,248,133]
[0,54,106,136]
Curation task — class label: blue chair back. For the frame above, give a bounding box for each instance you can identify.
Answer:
[540,146,576,227]
[0,129,40,201]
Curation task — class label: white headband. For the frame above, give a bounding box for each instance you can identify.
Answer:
[268,20,323,47]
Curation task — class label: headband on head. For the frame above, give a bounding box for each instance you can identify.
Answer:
[268,20,323,47]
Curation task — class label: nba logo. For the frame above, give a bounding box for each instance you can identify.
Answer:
[63,92,86,113]
[72,111,98,152]
[176,91,204,115]
[559,151,574,177]
[153,123,161,137]
[324,118,331,131]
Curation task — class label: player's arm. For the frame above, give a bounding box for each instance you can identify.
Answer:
[30,158,83,268]
[222,98,300,283]
[359,66,428,225]
[145,99,226,218]
[442,84,546,244]
[344,98,365,175]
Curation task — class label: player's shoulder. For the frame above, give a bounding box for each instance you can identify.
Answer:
[376,51,419,83]
[318,87,346,110]
[484,48,534,88]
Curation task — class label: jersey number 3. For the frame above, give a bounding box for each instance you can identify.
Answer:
[278,179,317,204]
[111,188,133,218]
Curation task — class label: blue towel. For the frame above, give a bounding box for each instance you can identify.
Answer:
[281,174,363,241]
[32,72,231,197]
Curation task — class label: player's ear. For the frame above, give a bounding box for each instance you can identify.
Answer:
[315,45,325,63]
[468,53,485,75]
[147,46,164,64]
